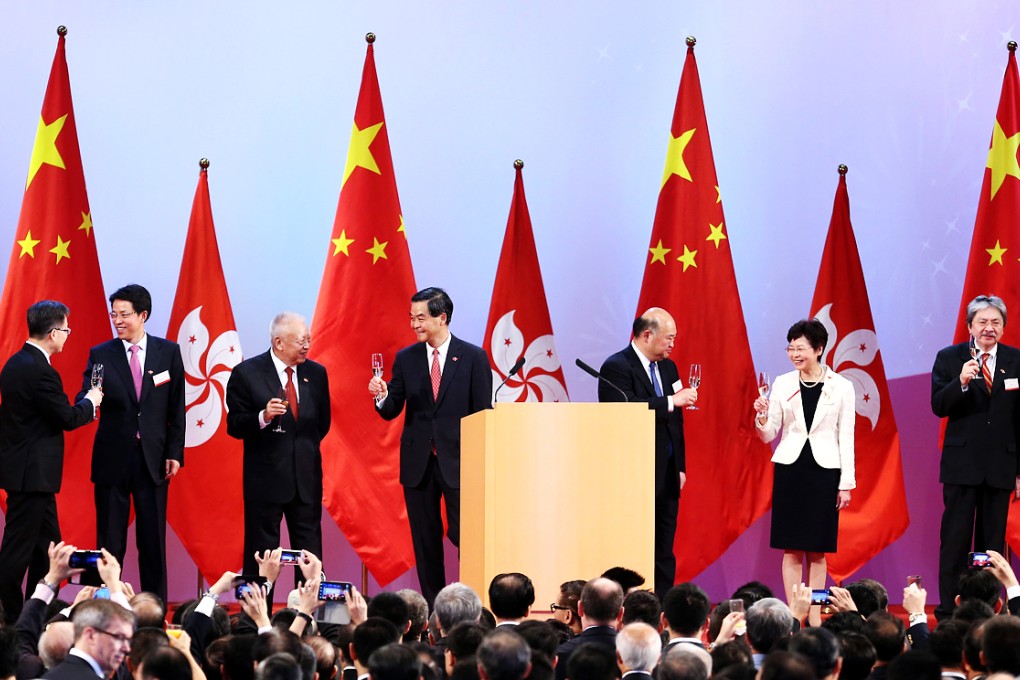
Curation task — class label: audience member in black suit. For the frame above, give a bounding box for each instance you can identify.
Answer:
[488,573,535,626]
[349,618,400,680]
[554,578,623,680]
[745,599,795,669]
[982,615,1020,677]
[369,287,492,606]
[863,612,906,680]
[78,284,185,603]
[368,643,423,680]
[515,621,558,680]
[550,581,585,637]
[885,650,940,680]
[13,542,81,680]
[42,599,135,680]
[620,590,661,628]
[598,308,697,599]
[0,300,101,622]
[476,629,531,680]
[564,643,618,680]
[615,622,660,679]
[660,583,712,674]
[931,295,1020,620]
[787,628,842,680]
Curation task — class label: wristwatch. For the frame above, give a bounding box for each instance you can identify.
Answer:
[38,579,59,595]
[908,612,926,626]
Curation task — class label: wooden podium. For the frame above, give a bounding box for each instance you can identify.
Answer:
[460,402,655,609]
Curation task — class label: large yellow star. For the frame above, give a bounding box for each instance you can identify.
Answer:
[677,245,698,272]
[706,222,727,249]
[987,119,1020,200]
[397,214,406,238]
[649,239,671,265]
[78,211,93,237]
[331,229,355,256]
[26,114,68,190]
[366,237,389,264]
[49,236,70,264]
[342,122,384,187]
[660,128,696,189]
[987,239,1007,265]
[17,231,41,258]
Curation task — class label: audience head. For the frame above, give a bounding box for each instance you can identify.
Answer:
[476,629,531,680]
[732,581,774,610]
[930,619,968,671]
[951,599,995,626]
[487,573,535,621]
[38,620,76,669]
[844,584,881,619]
[368,592,412,634]
[601,567,646,593]
[788,628,841,680]
[578,578,624,626]
[746,598,795,654]
[710,641,753,676]
[253,630,303,665]
[255,653,301,680]
[820,611,865,637]
[565,642,618,680]
[139,646,192,680]
[552,580,585,634]
[708,600,732,642]
[514,620,559,663]
[963,620,987,676]
[957,567,1002,611]
[350,618,401,670]
[621,590,660,627]
[71,599,137,675]
[224,635,258,680]
[435,583,483,635]
[885,650,940,680]
[863,611,905,665]
[130,593,167,631]
[444,622,487,674]
[758,650,816,680]
[128,628,170,673]
[615,622,661,673]
[852,580,888,611]
[660,646,710,680]
[837,633,876,680]
[981,615,1020,675]
[367,643,422,680]
[661,583,710,638]
[304,636,337,680]
[396,589,430,643]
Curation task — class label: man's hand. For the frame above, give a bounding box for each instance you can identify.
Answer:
[789,582,811,622]
[240,584,271,629]
[265,397,288,420]
[96,548,123,595]
[987,550,1019,589]
[902,583,927,617]
[368,377,387,400]
[298,550,322,583]
[714,611,745,645]
[679,472,687,491]
[671,388,697,409]
[348,585,368,626]
[960,358,980,387]
[828,586,857,613]
[165,459,181,479]
[255,548,283,584]
[44,541,82,585]
[85,387,103,408]
[121,581,136,600]
[71,586,97,607]
[295,575,324,616]
[209,571,240,597]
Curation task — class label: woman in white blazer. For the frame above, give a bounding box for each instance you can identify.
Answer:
[753,319,856,622]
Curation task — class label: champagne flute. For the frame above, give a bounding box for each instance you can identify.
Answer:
[91,363,104,419]
[756,371,770,417]
[273,385,288,433]
[371,353,384,405]
[687,363,701,410]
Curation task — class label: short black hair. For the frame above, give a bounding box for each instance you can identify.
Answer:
[256,653,302,680]
[140,646,192,680]
[710,640,753,675]
[982,616,1020,675]
[352,618,401,665]
[786,319,827,352]
[886,650,940,680]
[488,573,535,620]
[225,634,258,680]
[930,619,968,669]
[758,651,813,680]
[27,300,69,339]
[838,633,877,680]
[366,643,421,680]
[787,628,840,679]
[820,610,866,637]
[367,592,411,632]
[253,629,304,664]
[863,611,905,663]
[411,287,453,325]
[732,581,774,609]
[951,599,994,626]
[602,566,646,592]
[110,284,152,319]
[845,583,881,618]
[515,620,559,661]
[129,627,169,670]
[564,642,616,680]
[963,621,987,674]
[662,583,710,637]
[445,621,486,661]
[957,567,1001,608]
[621,590,660,627]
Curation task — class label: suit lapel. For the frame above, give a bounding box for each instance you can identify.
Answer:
[624,347,655,397]
[993,347,1012,395]
[139,338,160,403]
[108,339,138,406]
[810,371,840,434]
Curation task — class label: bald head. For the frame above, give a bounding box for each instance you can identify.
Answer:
[633,308,677,362]
[39,621,75,669]
[579,578,625,626]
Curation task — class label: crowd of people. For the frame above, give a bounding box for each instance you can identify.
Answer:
[4,543,1020,680]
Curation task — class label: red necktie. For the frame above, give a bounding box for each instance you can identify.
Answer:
[431,349,441,400]
[128,344,142,400]
[982,353,994,393]
[285,367,300,420]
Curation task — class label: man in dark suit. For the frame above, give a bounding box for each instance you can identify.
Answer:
[598,308,698,600]
[78,284,185,603]
[368,287,492,606]
[615,622,661,679]
[226,311,331,577]
[931,294,1020,620]
[42,599,134,680]
[554,578,623,680]
[0,300,101,623]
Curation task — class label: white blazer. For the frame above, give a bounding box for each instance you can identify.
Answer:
[755,368,856,490]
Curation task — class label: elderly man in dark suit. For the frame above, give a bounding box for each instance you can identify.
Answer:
[368,287,492,606]
[598,307,698,600]
[226,311,331,578]
[931,294,1020,620]
[78,284,185,604]
[0,300,101,623]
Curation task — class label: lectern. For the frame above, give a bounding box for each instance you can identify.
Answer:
[460,402,655,609]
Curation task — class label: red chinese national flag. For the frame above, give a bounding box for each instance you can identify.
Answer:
[308,36,417,585]
[635,38,773,581]
[0,28,110,545]
[949,45,1020,551]
[165,161,245,584]
[484,162,569,403]
[809,167,909,582]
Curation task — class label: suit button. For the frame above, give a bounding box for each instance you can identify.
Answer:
[138,412,142,417]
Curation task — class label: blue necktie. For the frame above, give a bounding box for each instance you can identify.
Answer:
[649,361,663,397]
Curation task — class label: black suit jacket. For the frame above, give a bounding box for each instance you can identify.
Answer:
[15,595,48,680]
[377,335,492,488]
[931,342,1020,489]
[555,626,617,680]
[598,345,684,496]
[226,349,331,504]
[77,336,185,485]
[42,654,101,680]
[0,344,93,493]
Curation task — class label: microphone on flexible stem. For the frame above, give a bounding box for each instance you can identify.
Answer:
[493,356,526,403]
[575,358,628,402]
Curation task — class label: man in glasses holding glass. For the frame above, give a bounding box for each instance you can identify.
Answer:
[931,294,1020,621]
[78,284,185,605]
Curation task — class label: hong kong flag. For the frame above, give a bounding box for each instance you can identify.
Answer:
[810,166,909,582]
[484,161,569,403]
[165,160,245,584]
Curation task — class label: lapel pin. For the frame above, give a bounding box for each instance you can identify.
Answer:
[452,356,459,362]
[303,377,309,382]
[147,370,153,375]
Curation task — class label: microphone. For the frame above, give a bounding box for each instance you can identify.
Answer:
[575,358,628,402]
[493,356,526,403]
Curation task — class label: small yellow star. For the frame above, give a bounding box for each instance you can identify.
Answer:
[706,222,727,249]
[677,245,698,272]
[27,114,68,190]
[987,239,1007,266]
[331,230,355,256]
[987,119,1020,200]
[649,239,671,265]
[78,212,93,237]
[17,231,41,258]
[397,215,406,238]
[715,186,721,204]
[342,122,384,187]
[366,237,389,264]
[661,128,696,189]
[49,235,70,264]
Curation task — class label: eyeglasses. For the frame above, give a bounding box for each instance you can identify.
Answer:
[50,328,71,335]
[283,336,312,346]
[92,628,132,646]
[550,603,575,613]
[109,311,138,321]
[785,345,814,354]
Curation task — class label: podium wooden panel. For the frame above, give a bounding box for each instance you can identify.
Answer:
[460,402,655,609]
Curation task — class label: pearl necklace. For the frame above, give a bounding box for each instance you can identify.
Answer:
[799,366,826,388]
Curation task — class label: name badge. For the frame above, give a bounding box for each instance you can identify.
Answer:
[153,370,171,387]
[1005,378,1019,391]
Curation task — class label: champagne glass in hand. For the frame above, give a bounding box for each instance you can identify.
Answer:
[273,386,288,433]
[91,363,104,418]
[687,363,702,410]
[757,371,770,416]
[371,353,384,405]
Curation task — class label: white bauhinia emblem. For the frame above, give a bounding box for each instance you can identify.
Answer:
[815,303,881,429]
[177,306,243,447]
[490,311,569,402]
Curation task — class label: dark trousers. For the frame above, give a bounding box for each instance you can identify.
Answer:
[404,454,461,607]
[0,491,59,623]
[655,456,680,600]
[937,482,1010,618]
[94,444,168,602]
[242,491,323,588]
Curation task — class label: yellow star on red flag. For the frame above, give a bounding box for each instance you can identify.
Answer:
[677,245,698,271]
[342,122,383,187]
[987,119,1020,200]
[706,222,727,248]
[331,229,355,256]
[17,231,41,258]
[649,239,671,264]
[366,237,388,263]
[78,211,93,236]
[49,235,70,264]
[26,114,68,190]
[987,239,1008,265]
[661,128,696,188]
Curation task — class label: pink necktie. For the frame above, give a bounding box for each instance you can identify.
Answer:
[982,353,994,393]
[128,344,142,400]
[431,349,441,400]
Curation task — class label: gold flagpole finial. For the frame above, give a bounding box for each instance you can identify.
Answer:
[57,25,67,37]
[514,159,524,170]
[199,158,210,170]
[686,36,696,48]
[366,33,376,44]
[838,164,848,176]
[1009,41,1017,53]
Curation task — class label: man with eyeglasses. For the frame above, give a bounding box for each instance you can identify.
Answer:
[931,294,1020,621]
[226,312,331,579]
[42,598,135,680]
[77,284,185,605]
[0,301,102,624]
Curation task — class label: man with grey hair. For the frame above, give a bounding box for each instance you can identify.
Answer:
[396,589,429,642]
[477,629,532,680]
[932,293,1020,620]
[745,597,795,669]
[227,312,331,579]
[658,649,708,680]
[555,578,624,680]
[42,599,135,680]
[434,582,483,637]
[615,622,661,678]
